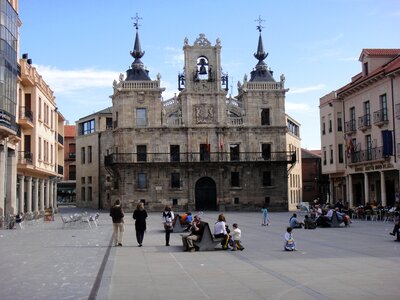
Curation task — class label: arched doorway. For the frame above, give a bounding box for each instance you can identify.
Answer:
[195,177,217,211]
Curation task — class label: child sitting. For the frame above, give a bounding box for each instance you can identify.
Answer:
[231,223,244,251]
[284,227,296,251]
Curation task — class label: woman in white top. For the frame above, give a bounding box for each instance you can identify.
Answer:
[214,213,229,249]
[162,205,174,246]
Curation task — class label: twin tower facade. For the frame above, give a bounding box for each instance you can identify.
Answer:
[76,25,296,212]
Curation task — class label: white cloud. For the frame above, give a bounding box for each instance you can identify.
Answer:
[288,84,326,94]
[164,47,184,67]
[34,64,120,95]
[285,102,315,113]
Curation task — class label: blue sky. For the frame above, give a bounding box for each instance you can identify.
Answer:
[18,0,400,150]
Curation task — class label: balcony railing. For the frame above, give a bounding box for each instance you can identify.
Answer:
[357,114,371,131]
[68,152,76,159]
[18,151,33,164]
[105,151,296,166]
[349,146,385,164]
[373,108,388,126]
[344,119,356,134]
[57,133,64,145]
[19,107,33,123]
[58,165,64,175]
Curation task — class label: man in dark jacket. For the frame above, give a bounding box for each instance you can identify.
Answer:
[182,216,204,252]
[110,199,124,246]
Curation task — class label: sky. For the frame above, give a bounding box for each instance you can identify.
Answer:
[18,0,400,150]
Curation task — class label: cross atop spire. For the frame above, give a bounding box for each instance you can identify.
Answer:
[132,13,142,30]
[255,15,265,32]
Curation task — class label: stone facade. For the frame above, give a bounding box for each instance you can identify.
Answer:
[95,27,296,212]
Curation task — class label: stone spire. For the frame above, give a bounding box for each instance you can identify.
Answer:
[250,16,275,82]
[126,13,151,81]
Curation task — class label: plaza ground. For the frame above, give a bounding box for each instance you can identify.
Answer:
[0,206,399,300]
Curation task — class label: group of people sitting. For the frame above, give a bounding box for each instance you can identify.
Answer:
[181,213,244,252]
[289,204,350,229]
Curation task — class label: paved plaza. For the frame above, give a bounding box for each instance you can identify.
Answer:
[0,206,399,300]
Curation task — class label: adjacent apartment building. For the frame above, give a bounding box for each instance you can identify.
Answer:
[76,23,297,211]
[1,0,64,226]
[320,49,400,207]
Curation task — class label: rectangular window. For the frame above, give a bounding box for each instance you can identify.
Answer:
[170,145,180,162]
[200,144,210,162]
[88,176,92,184]
[88,146,92,163]
[264,197,270,205]
[261,108,270,125]
[38,137,42,160]
[137,145,147,162]
[81,187,86,201]
[88,187,92,201]
[230,144,240,161]
[69,165,76,180]
[234,197,239,204]
[328,114,332,133]
[380,94,388,121]
[81,177,85,184]
[137,173,148,189]
[79,119,95,135]
[321,117,325,135]
[81,147,86,164]
[263,171,272,186]
[171,172,180,188]
[366,135,372,160]
[106,117,113,130]
[231,172,240,187]
[39,97,42,120]
[136,108,147,126]
[338,144,344,163]
[337,112,342,131]
[323,147,327,165]
[172,198,178,206]
[262,144,271,160]
[330,146,333,164]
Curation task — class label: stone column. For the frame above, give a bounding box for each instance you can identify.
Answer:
[18,175,25,213]
[380,171,387,207]
[45,179,50,208]
[26,176,32,213]
[347,175,353,208]
[364,172,369,205]
[40,179,45,211]
[33,178,39,212]
[0,145,5,218]
[49,180,53,209]
[53,181,58,213]
[6,150,17,215]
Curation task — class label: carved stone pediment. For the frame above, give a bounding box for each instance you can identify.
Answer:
[194,34,211,47]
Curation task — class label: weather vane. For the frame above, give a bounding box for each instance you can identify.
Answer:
[255,15,265,32]
[132,13,142,30]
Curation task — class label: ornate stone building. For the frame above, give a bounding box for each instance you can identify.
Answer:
[95,21,296,212]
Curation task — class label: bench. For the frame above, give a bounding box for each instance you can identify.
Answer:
[192,222,223,251]
[60,215,74,228]
[173,215,189,233]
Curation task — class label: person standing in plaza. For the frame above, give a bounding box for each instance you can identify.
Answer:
[110,199,124,246]
[261,205,270,226]
[162,205,174,246]
[133,202,148,247]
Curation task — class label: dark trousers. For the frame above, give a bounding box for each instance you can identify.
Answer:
[136,229,145,245]
[165,229,172,245]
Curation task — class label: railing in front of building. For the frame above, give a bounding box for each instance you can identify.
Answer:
[58,133,64,145]
[68,152,76,159]
[17,151,33,164]
[349,146,385,164]
[395,103,400,119]
[344,119,356,134]
[357,114,371,130]
[244,81,284,91]
[0,108,18,135]
[117,81,160,90]
[230,117,243,125]
[105,151,296,166]
[373,108,388,126]
[18,106,33,123]
[58,165,64,175]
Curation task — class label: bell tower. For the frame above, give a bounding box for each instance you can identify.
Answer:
[177,34,229,127]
